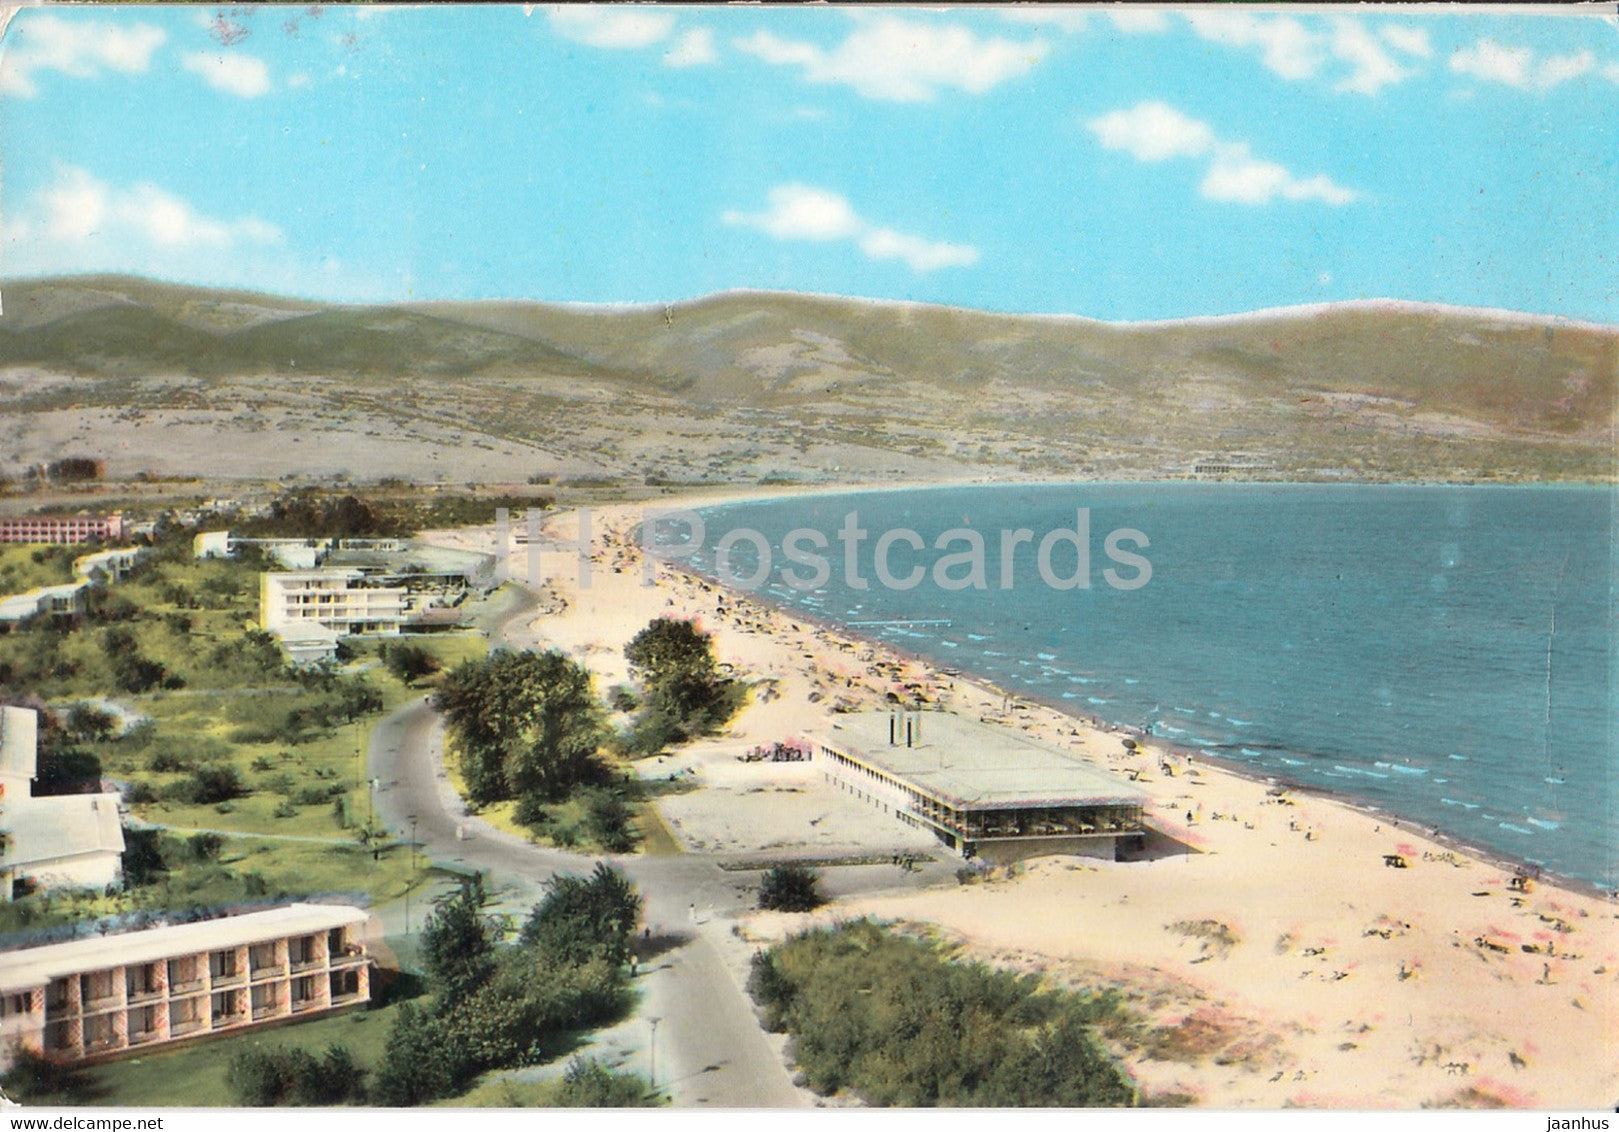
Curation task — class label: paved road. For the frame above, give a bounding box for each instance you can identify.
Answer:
[368,697,812,1107]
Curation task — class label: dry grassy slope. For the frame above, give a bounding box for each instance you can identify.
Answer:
[0,275,1614,482]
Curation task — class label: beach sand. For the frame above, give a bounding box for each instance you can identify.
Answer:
[424,495,1619,1109]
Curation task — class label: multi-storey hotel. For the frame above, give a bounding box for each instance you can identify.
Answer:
[0,514,127,545]
[0,904,373,1068]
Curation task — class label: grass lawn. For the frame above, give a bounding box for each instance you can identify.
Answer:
[0,544,78,593]
[83,999,410,1107]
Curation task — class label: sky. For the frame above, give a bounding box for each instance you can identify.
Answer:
[1,4,1615,321]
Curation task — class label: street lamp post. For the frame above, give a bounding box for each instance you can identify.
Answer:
[647,1015,661,1096]
[405,813,419,934]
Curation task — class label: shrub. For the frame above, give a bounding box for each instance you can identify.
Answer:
[188,832,225,862]
[548,1056,655,1106]
[758,864,824,913]
[168,764,246,805]
[382,643,441,684]
[226,1043,365,1106]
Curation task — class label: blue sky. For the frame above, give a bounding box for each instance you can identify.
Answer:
[2,5,1615,320]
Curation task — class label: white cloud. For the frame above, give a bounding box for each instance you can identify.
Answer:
[724,184,862,242]
[1449,38,1600,92]
[723,183,979,272]
[734,16,1044,102]
[1201,146,1356,206]
[1087,101,1356,207]
[1108,10,1169,35]
[1329,18,1411,95]
[1380,24,1433,60]
[546,6,676,50]
[1605,62,1619,85]
[1086,102,1214,162]
[180,50,272,98]
[5,166,283,261]
[0,14,166,98]
[663,28,717,68]
[858,227,979,271]
[1184,11,1421,96]
[1183,10,1323,82]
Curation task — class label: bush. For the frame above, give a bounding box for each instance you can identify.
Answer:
[382,643,441,684]
[167,764,246,805]
[747,920,1132,1107]
[188,831,225,861]
[226,1043,366,1106]
[548,1056,655,1106]
[758,864,824,912]
[582,787,636,854]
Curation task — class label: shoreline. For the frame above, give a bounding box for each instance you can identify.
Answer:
[443,490,1619,1107]
[661,550,1616,907]
[626,484,1614,903]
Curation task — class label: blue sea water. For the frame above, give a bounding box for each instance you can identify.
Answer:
[678,484,1616,889]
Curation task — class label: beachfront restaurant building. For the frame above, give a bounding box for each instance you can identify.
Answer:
[0,904,373,1069]
[815,710,1148,864]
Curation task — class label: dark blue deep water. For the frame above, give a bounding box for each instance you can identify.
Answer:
[677,484,1615,888]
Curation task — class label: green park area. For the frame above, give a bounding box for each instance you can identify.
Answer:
[0,526,487,937]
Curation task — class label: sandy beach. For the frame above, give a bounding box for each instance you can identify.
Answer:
[425,491,1618,1109]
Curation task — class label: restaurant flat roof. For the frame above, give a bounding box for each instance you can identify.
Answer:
[0,904,369,993]
[818,711,1147,812]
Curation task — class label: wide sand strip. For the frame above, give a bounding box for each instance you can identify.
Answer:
[424,494,1617,1109]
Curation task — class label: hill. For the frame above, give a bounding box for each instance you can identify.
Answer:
[0,274,1613,485]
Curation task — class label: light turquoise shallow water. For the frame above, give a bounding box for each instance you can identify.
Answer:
[678,484,1615,889]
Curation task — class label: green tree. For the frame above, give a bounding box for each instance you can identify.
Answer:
[434,650,609,806]
[382,642,441,684]
[421,874,498,1010]
[520,862,642,969]
[758,864,825,912]
[623,617,740,751]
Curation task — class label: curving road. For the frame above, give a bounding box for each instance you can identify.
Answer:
[368,655,811,1105]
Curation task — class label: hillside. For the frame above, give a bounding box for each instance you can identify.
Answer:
[0,274,1613,485]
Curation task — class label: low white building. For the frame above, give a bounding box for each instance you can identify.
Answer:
[0,581,90,625]
[0,706,126,901]
[261,570,408,640]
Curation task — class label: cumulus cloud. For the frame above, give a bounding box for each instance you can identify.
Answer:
[1087,101,1356,207]
[546,5,676,50]
[734,16,1044,102]
[722,184,979,272]
[1380,24,1433,60]
[0,13,166,98]
[1328,18,1411,95]
[1449,38,1600,92]
[5,165,282,263]
[181,50,273,98]
[663,28,717,69]
[1183,11,1417,96]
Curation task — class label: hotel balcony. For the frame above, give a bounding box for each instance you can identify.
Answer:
[169,1016,209,1039]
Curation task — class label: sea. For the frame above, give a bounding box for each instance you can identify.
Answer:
[669,483,1616,890]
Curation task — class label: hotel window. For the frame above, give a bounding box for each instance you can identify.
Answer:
[45,979,71,1010]
[249,942,279,972]
[1,993,32,1017]
[290,935,318,965]
[329,969,360,999]
[209,949,238,979]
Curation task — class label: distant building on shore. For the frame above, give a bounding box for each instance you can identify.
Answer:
[814,710,1148,864]
[0,707,125,901]
[0,514,127,545]
[0,903,373,1069]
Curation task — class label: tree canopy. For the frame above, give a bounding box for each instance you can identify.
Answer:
[434,649,610,806]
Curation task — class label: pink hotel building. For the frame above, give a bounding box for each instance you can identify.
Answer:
[0,514,127,545]
[0,904,373,1068]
